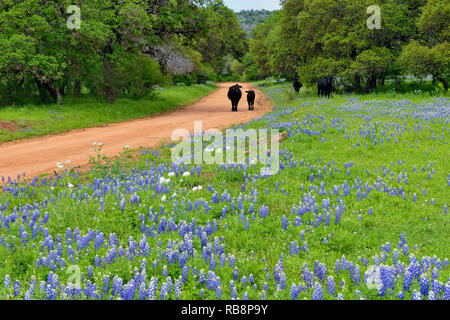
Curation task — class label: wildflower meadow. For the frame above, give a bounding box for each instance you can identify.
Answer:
[0,82,448,301]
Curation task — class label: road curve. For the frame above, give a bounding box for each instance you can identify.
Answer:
[0,82,273,180]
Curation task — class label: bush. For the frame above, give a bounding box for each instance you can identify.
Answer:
[217,73,243,82]
[195,63,217,84]
[230,59,244,75]
[119,54,168,98]
[244,65,265,81]
[242,53,265,81]
[172,75,196,86]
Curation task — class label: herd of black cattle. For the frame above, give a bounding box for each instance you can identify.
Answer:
[227,77,333,112]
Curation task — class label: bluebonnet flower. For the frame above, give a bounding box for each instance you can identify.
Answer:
[174,279,182,299]
[159,282,168,300]
[120,198,126,212]
[429,276,439,293]
[291,283,299,300]
[199,268,208,286]
[215,285,222,299]
[335,260,341,275]
[315,262,327,283]
[327,276,335,296]
[302,263,313,288]
[403,271,412,292]
[281,215,288,231]
[393,249,399,265]
[4,274,11,288]
[13,280,20,297]
[136,282,146,300]
[86,265,94,279]
[233,268,239,281]
[228,255,236,268]
[165,276,173,294]
[428,290,436,300]
[334,206,342,225]
[379,265,394,296]
[312,282,323,300]
[411,290,422,300]
[206,271,216,290]
[209,254,216,270]
[259,204,269,219]
[419,274,429,297]
[401,244,410,257]
[444,282,450,300]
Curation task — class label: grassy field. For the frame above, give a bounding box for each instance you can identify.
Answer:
[0,83,216,143]
[0,81,448,300]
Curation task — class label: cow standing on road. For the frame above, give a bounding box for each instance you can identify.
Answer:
[246,90,255,110]
[318,77,333,98]
[228,84,242,112]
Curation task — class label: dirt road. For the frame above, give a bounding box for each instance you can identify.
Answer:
[0,82,273,180]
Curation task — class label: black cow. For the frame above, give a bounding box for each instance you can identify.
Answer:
[293,74,302,93]
[318,76,333,98]
[246,90,255,110]
[227,84,242,112]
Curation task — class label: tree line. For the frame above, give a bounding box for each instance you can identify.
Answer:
[236,9,275,36]
[0,0,248,105]
[244,0,449,92]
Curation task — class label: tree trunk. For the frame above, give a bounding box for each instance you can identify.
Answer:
[105,87,116,104]
[365,74,377,93]
[74,80,81,98]
[353,73,361,91]
[103,43,116,104]
[60,82,67,96]
[436,76,448,91]
[36,79,51,103]
[379,76,385,87]
[44,82,64,104]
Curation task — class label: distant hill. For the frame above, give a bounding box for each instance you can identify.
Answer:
[236,9,276,36]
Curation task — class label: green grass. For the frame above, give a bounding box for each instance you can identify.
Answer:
[0,83,216,143]
[0,81,448,300]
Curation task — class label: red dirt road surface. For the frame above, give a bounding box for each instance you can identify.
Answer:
[0,82,273,180]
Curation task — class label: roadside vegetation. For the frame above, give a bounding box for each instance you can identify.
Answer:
[0,83,216,143]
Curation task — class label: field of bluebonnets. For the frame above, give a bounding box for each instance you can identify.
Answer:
[0,82,449,300]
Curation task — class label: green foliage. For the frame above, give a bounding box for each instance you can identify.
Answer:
[117,54,169,98]
[0,0,247,106]
[230,59,244,75]
[195,2,248,74]
[249,0,448,93]
[399,40,449,89]
[242,54,264,81]
[418,0,450,45]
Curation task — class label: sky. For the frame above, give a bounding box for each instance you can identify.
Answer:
[222,0,281,11]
